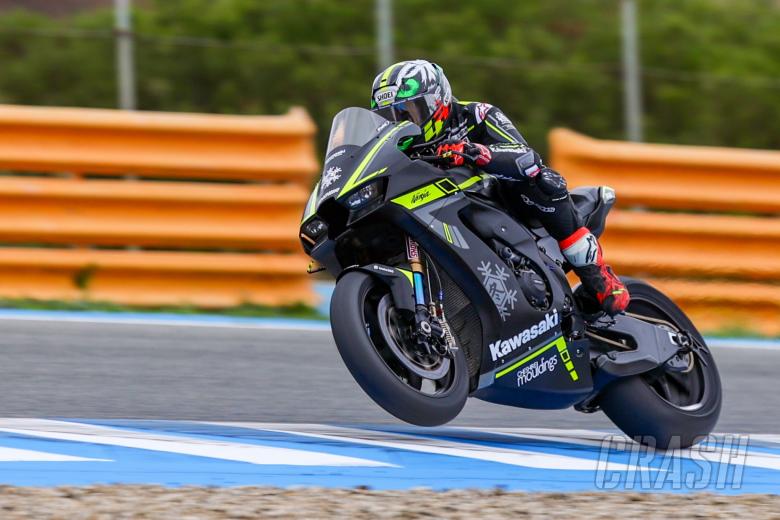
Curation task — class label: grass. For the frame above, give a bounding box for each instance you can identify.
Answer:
[0,298,327,320]
[705,324,779,340]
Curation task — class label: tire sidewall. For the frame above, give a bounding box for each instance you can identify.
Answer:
[330,271,469,426]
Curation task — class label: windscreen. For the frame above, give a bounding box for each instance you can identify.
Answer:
[326,107,389,154]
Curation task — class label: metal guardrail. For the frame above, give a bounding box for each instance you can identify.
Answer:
[551,128,780,335]
[0,104,318,307]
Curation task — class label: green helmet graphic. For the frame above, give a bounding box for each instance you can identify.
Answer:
[370,59,453,143]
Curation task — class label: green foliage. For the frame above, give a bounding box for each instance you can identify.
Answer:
[0,0,779,157]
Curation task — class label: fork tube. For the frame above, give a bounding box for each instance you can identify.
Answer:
[405,237,426,307]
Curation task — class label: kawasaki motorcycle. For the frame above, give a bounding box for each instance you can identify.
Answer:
[300,107,721,449]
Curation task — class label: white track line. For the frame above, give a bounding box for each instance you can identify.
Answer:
[467,427,780,472]
[0,419,392,467]
[209,422,642,472]
[0,446,108,463]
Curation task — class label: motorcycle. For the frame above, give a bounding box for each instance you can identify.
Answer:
[300,107,721,449]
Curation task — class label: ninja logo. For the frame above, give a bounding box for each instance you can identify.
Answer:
[411,190,431,205]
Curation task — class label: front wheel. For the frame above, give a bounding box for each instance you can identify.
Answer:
[330,271,469,426]
[595,277,722,450]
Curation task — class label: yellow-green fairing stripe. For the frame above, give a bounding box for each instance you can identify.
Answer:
[457,174,486,190]
[396,268,414,286]
[301,183,319,223]
[339,122,411,196]
[557,341,579,381]
[359,167,387,185]
[392,174,486,210]
[442,222,454,243]
[485,120,518,144]
[495,336,567,379]
[392,183,447,209]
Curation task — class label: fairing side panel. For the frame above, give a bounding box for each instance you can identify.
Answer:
[306,142,594,409]
[384,187,593,409]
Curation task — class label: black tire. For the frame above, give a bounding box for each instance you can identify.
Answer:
[330,271,469,426]
[597,277,722,450]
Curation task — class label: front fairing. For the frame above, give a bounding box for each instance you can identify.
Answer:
[301,108,421,225]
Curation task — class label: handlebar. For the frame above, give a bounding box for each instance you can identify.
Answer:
[414,150,480,166]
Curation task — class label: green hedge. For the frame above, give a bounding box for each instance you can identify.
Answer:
[0,0,778,157]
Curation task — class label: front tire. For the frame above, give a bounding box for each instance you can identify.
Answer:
[330,271,469,426]
[596,278,722,450]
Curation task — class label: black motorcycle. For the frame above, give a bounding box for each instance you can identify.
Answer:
[300,107,721,449]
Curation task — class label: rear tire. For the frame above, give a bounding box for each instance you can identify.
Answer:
[330,271,469,426]
[596,278,722,450]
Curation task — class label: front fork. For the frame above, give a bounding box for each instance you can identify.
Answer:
[406,236,456,352]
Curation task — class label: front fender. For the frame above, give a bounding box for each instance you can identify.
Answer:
[338,263,416,314]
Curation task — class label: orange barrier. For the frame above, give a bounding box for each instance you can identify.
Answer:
[551,128,780,213]
[0,105,776,333]
[0,104,319,307]
[551,129,780,335]
[0,104,318,186]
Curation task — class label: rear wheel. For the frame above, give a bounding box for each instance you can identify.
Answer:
[330,271,468,426]
[595,278,722,449]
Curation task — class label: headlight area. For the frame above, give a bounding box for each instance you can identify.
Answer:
[343,179,387,225]
[344,180,383,210]
[300,217,327,247]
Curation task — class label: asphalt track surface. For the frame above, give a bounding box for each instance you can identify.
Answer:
[0,319,775,433]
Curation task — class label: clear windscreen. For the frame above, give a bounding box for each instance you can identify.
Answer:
[326,107,389,154]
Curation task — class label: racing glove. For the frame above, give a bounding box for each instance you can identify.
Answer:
[436,141,492,168]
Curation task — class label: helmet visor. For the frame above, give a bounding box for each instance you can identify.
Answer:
[373,94,437,126]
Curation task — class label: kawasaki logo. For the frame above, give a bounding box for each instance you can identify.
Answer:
[489,310,560,361]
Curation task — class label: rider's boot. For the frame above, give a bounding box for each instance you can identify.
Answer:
[558,227,630,316]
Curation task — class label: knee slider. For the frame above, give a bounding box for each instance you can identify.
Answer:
[536,168,568,200]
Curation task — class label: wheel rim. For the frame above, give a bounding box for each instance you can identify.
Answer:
[627,297,711,412]
[364,291,457,397]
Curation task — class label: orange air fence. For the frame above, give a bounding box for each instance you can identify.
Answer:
[551,129,780,336]
[0,104,319,307]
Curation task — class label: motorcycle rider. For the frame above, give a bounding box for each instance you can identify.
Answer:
[370,59,629,316]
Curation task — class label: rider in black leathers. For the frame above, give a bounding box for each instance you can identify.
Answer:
[370,59,629,316]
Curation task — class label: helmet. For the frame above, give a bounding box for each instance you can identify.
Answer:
[370,59,453,143]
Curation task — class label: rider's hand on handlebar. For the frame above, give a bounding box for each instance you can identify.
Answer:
[435,141,492,168]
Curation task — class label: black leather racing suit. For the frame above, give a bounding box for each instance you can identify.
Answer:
[432,100,580,241]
